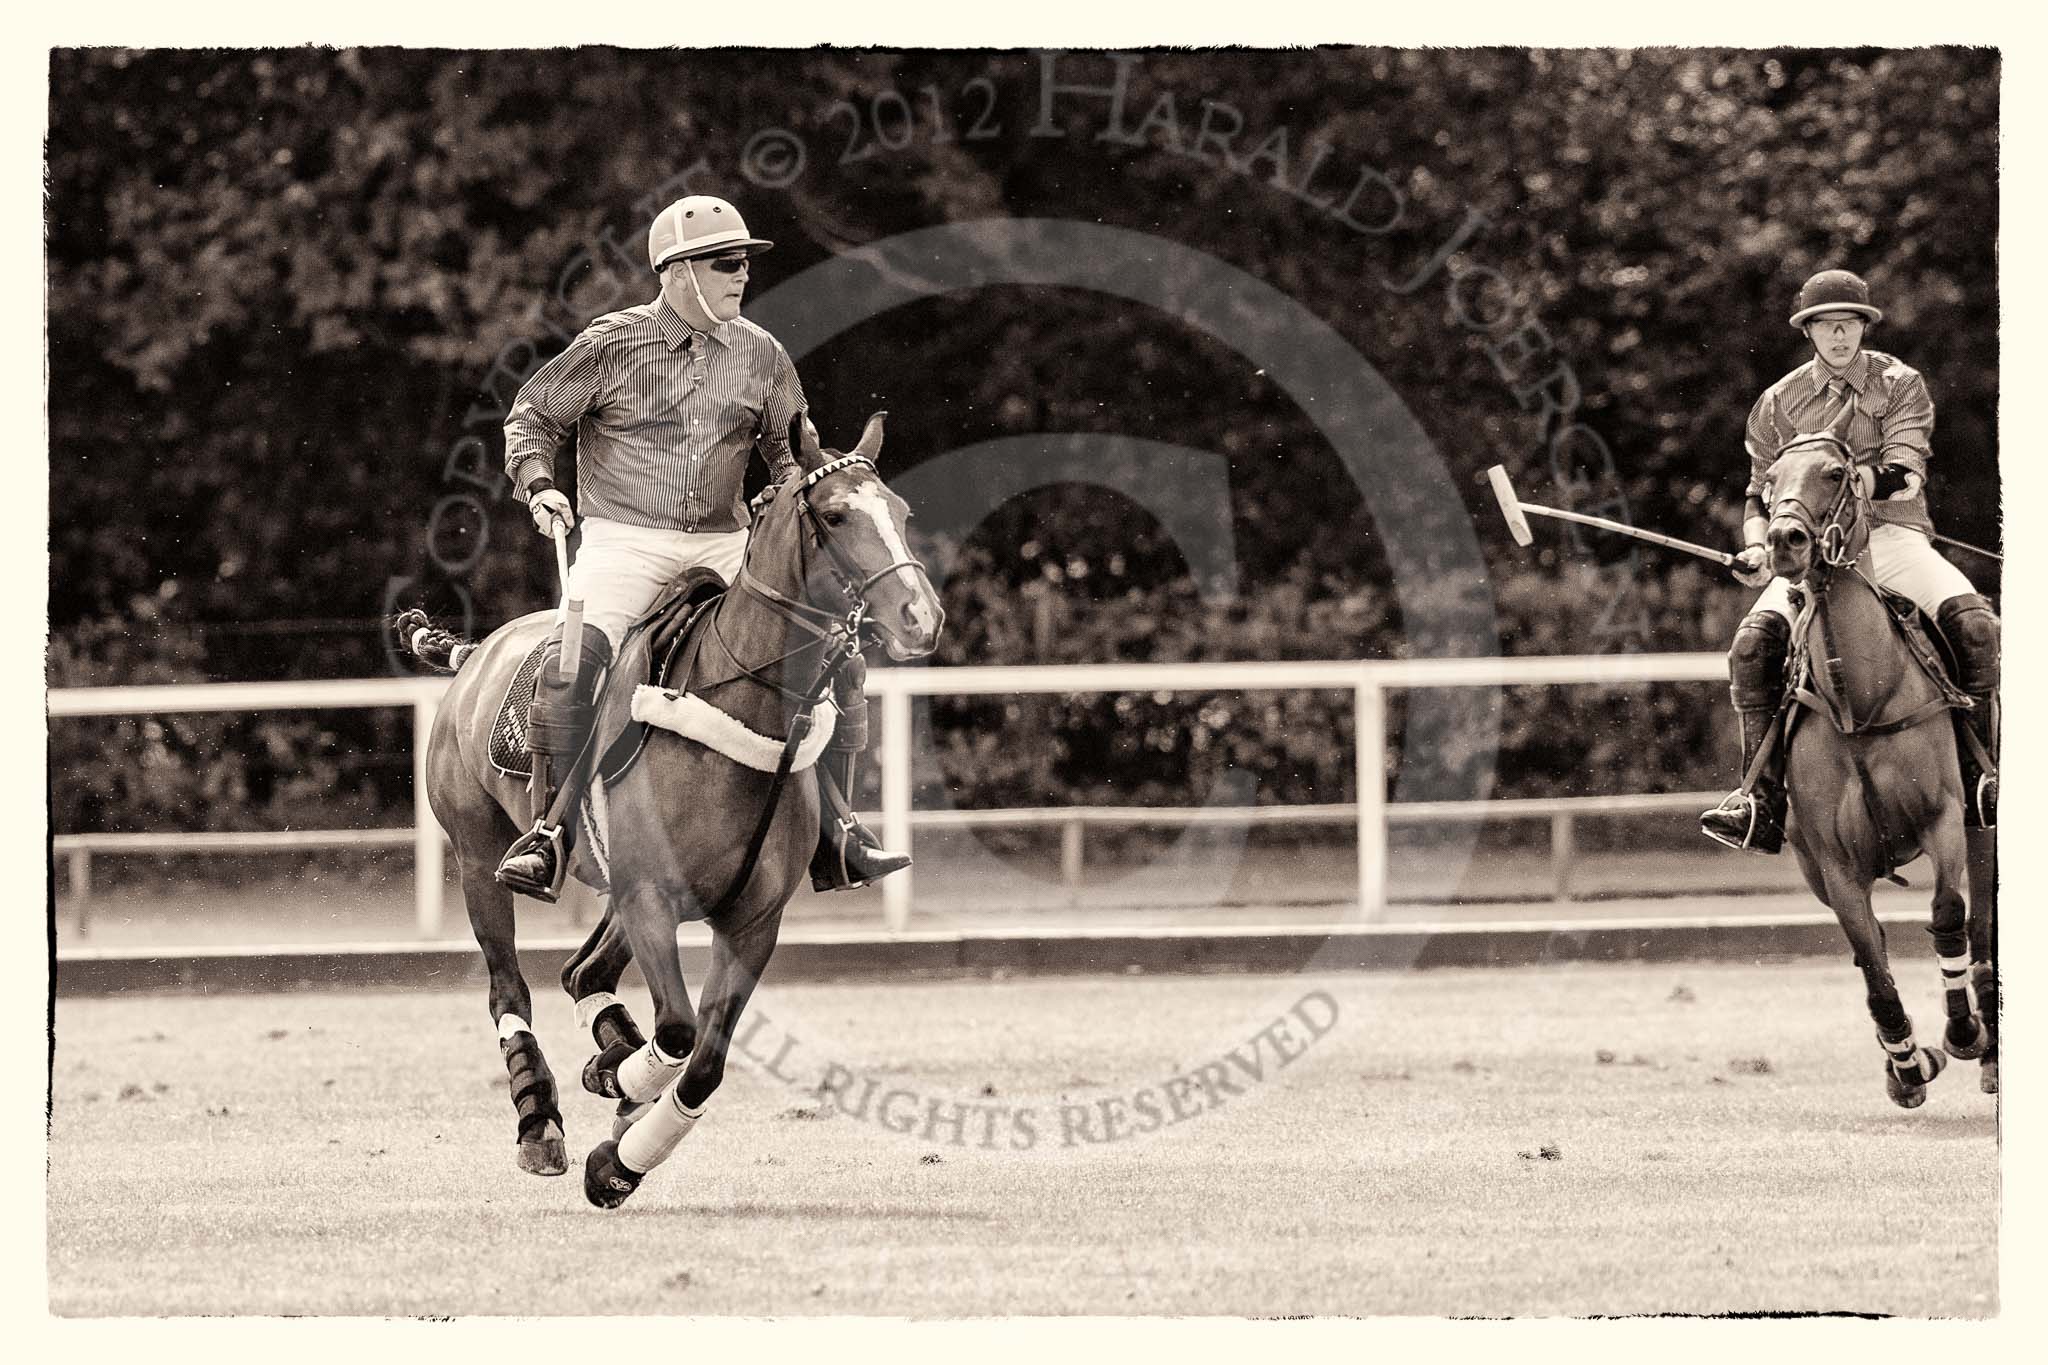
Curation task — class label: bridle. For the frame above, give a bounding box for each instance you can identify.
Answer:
[711,453,936,705]
[1768,433,1866,579]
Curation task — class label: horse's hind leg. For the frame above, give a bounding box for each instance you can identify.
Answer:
[455,857,568,1176]
[1927,814,1991,1064]
[429,717,570,1177]
[1967,827,1999,1093]
[1824,866,1947,1108]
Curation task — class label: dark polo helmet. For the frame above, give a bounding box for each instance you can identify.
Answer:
[1789,269,1883,329]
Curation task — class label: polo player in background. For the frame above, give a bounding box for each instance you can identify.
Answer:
[1701,269,2000,854]
[495,192,910,900]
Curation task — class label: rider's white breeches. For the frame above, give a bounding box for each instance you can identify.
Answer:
[564,517,748,647]
[1751,524,1977,624]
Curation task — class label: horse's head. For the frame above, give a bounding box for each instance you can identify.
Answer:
[1764,432,1868,585]
[769,410,945,661]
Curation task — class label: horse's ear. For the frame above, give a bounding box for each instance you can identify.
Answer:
[853,410,887,461]
[788,410,825,472]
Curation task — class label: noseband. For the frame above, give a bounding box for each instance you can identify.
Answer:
[1770,434,1865,575]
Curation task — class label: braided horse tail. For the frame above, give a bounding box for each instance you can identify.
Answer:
[391,608,477,674]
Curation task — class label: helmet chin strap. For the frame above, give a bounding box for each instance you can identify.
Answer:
[683,258,722,326]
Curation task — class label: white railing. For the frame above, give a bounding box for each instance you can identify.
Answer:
[48,654,1730,937]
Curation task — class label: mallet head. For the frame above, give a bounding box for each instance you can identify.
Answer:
[1486,465,1534,547]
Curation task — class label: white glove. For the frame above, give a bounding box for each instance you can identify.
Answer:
[529,488,574,536]
[1732,544,1773,589]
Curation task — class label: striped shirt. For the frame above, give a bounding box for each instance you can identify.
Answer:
[504,295,805,534]
[1744,348,1935,534]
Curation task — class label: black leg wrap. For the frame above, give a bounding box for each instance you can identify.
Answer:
[592,1002,644,1055]
[1928,923,1970,960]
[502,1035,564,1141]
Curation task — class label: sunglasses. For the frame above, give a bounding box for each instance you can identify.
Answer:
[662,253,750,276]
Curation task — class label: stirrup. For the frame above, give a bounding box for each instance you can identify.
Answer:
[810,816,911,892]
[497,821,568,901]
[1700,789,1784,855]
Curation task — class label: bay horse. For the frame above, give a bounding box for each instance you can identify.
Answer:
[1764,433,1996,1106]
[403,412,943,1205]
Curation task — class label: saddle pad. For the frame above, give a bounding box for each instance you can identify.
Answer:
[629,685,836,772]
[488,639,550,779]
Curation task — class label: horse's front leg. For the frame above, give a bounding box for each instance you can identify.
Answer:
[581,883,703,1209]
[1966,826,1999,1094]
[1825,868,1947,1107]
[583,907,783,1209]
[560,907,659,1118]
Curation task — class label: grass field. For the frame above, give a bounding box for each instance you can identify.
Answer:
[47,960,1998,1318]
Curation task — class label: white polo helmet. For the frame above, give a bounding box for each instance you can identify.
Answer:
[647,195,774,272]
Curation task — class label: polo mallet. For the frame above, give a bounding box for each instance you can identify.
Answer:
[1926,529,2003,564]
[551,520,583,681]
[1485,464,1735,567]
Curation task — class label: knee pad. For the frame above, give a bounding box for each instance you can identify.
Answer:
[830,655,870,751]
[1936,594,1999,693]
[530,625,616,753]
[1728,611,1792,711]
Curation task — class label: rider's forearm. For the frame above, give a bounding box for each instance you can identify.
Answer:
[1742,495,1768,550]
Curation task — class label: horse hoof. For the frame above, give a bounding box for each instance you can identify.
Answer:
[581,1042,633,1100]
[1885,1048,1946,1108]
[1945,1017,1991,1061]
[516,1120,568,1177]
[612,1096,654,1141]
[1980,1060,2000,1095]
[583,1139,644,1209]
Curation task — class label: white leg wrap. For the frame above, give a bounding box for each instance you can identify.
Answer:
[575,992,625,1034]
[616,1040,688,1103]
[617,1086,703,1174]
[497,1014,533,1042]
[1939,954,1972,984]
[1879,1030,1918,1060]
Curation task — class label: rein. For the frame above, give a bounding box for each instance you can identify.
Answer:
[683,452,921,920]
[1773,435,1965,740]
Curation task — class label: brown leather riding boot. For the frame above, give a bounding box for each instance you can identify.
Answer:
[1937,595,2000,829]
[1701,612,1792,854]
[498,624,613,901]
[809,750,911,892]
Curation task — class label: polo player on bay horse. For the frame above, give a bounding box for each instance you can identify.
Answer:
[496,192,909,899]
[1701,268,2000,853]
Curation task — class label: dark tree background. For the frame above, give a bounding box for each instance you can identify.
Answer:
[46,47,1999,835]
